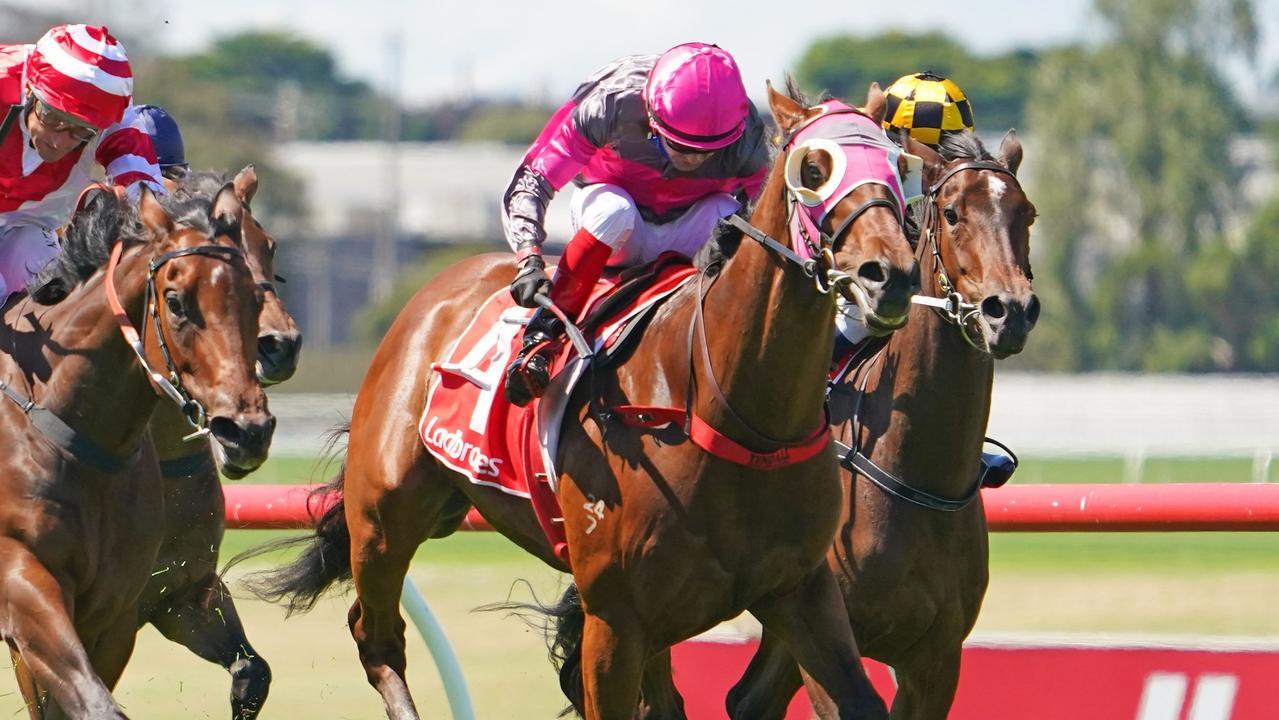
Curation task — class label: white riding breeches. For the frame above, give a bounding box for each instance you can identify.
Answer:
[0,225,60,299]
[569,183,740,267]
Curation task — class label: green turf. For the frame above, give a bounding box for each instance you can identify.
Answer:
[1013,455,1264,484]
[989,532,1279,573]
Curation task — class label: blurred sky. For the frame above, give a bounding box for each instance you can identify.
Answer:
[15,0,1279,105]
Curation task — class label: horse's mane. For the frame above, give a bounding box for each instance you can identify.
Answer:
[780,76,833,123]
[936,131,995,163]
[29,172,230,305]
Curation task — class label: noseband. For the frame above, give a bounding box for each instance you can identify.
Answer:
[910,160,1023,352]
[106,239,248,439]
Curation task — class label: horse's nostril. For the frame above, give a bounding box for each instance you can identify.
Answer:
[909,264,921,292]
[981,296,1007,320]
[210,414,275,451]
[258,333,283,356]
[1026,295,1042,325]
[209,416,244,447]
[857,261,886,285]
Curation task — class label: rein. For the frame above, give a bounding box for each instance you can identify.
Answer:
[105,239,246,440]
[609,267,831,470]
[910,160,1023,352]
[723,194,899,297]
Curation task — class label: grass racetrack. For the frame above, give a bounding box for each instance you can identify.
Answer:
[0,455,1275,717]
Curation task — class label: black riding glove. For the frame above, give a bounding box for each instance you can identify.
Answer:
[510,254,551,308]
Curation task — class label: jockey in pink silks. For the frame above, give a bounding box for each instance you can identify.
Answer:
[0,24,163,300]
[502,42,769,406]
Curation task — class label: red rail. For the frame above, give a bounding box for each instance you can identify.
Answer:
[222,483,1279,532]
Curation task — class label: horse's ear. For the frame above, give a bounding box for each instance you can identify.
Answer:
[904,135,944,187]
[210,183,244,242]
[233,164,259,205]
[767,80,808,135]
[138,185,173,240]
[998,129,1024,176]
[863,82,887,126]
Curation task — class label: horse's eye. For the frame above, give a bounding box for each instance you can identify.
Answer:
[943,207,960,226]
[164,291,185,318]
[802,159,826,190]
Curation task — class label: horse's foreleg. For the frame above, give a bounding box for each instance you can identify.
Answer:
[885,649,961,720]
[148,574,271,719]
[638,648,687,720]
[725,628,803,720]
[750,567,886,720]
[579,611,647,720]
[0,541,127,719]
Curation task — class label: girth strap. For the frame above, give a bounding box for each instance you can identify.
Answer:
[610,404,831,470]
[0,380,140,474]
[833,439,979,512]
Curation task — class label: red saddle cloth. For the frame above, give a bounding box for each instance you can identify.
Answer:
[419,257,697,564]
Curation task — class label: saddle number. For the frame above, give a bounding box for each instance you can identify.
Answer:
[442,309,524,433]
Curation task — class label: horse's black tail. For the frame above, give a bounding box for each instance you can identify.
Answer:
[548,584,586,716]
[480,581,586,717]
[228,425,353,616]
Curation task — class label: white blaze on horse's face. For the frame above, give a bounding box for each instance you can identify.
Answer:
[986,174,1009,225]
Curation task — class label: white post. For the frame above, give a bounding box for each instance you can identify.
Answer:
[400,577,476,720]
[1252,449,1273,484]
[1123,447,1146,484]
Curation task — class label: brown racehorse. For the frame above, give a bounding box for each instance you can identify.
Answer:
[250,82,917,720]
[0,184,273,719]
[137,167,300,720]
[726,130,1039,719]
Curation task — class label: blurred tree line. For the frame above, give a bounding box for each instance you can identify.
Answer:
[795,31,1036,132]
[1017,0,1269,371]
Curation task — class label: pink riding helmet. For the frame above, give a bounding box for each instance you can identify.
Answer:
[644,42,749,151]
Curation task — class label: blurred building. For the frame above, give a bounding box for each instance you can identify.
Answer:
[269,141,573,347]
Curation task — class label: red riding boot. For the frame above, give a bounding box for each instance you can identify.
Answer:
[504,229,612,406]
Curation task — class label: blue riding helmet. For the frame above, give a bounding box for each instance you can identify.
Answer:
[135,104,188,177]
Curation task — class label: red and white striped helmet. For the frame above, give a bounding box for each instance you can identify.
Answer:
[26,25,133,130]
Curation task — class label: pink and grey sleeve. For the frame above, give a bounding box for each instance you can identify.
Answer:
[501,99,600,253]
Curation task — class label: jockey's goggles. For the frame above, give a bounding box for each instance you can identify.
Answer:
[28,95,99,143]
[653,132,715,158]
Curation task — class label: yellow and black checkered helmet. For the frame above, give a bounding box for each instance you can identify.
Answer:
[883,71,974,147]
